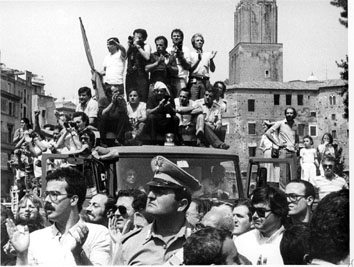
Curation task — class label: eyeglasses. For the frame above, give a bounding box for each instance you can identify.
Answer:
[43,191,72,203]
[253,207,272,218]
[285,193,306,203]
[322,164,334,169]
[116,205,127,216]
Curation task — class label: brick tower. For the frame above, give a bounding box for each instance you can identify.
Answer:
[229,0,283,84]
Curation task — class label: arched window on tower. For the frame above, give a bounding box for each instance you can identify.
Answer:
[265,70,270,79]
[333,95,336,105]
[329,95,333,105]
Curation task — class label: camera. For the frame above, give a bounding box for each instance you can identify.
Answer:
[128,36,134,45]
[163,95,170,102]
[64,121,76,128]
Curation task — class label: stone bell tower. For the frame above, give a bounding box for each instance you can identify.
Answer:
[229,0,283,84]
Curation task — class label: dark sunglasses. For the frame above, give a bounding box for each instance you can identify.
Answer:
[322,164,334,169]
[253,207,272,218]
[117,205,127,215]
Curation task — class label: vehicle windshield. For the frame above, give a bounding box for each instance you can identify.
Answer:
[117,156,240,200]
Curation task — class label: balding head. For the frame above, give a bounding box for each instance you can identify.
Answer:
[201,206,234,233]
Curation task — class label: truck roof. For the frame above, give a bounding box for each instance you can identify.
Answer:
[104,145,238,158]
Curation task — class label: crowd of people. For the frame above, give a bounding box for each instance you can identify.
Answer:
[2,157,349,265]
[2,28,349,265]
[258,107,348,199]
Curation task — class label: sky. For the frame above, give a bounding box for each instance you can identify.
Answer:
[0,0,348,101]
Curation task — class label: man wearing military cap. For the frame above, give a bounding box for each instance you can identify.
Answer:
[114,155,201,265]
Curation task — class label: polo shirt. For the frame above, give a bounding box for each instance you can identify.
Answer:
[314,174,349,200]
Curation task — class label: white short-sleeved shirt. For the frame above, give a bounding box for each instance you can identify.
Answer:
[190,50,212,77]
[127,102,146,121]
[314,174,349,200]
[27,220,112,265]
[103,50,126,84]
[75,98,99,118]
[300,147,317,164]
[234,227,285,265]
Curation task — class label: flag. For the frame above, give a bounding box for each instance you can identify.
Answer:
[79,17,105,99]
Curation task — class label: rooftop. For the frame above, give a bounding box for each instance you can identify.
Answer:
[227,79,346,91]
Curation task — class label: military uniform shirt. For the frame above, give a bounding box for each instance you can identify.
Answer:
[117,220,193,265]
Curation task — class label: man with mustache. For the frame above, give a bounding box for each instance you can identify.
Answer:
[265,107,299,189]
[6,167,111,265]
[234,186,288,265]
[145,35,178,98]
[116,156,201,265]
[85,193,116,227]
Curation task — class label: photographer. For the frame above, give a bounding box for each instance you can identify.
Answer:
[98,85,130,147]
[145,81,182,145]
[125,29,152,102]
[145,35,178,98]
[54,117,83,153]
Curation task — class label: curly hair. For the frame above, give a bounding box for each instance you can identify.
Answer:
[309,189,349,263]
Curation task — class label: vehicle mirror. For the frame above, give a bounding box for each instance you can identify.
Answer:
[66,156,84,165]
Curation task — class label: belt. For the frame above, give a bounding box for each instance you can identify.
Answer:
[190,76,209,81]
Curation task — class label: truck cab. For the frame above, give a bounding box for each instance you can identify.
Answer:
[41,145,245,202]
[246,157,297,197]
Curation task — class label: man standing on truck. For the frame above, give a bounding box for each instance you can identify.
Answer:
[116,155,201,265]
[265,107,299,188]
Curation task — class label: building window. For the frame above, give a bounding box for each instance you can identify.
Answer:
[248,147,256,157]
[274,94,280,105]
[265,70,270,78]
[248,99,255,112]
[24,89,27,104]
[309,125,317,137]
[9,102,12,116]
[298,124,305,136]
[7,124,14,143]
[310,112,316,117]
[1,99,7,113]
[331,114,336,120]
[333,96,336,105]
[297,95,303,105]
[248,123,256,135]
[329,96,333,105]
[332,130,337,139]
[23,107,27,118]
[286,95,292,105]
